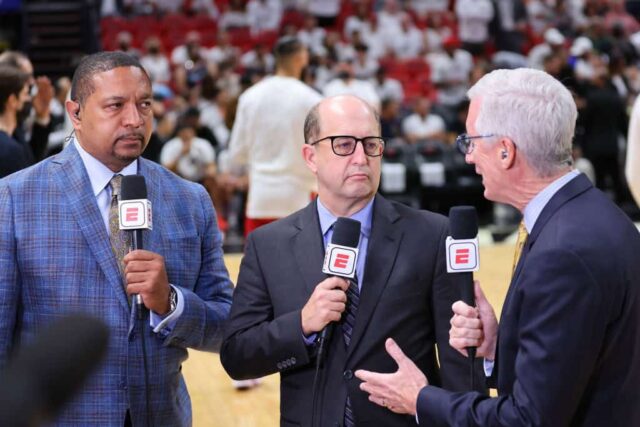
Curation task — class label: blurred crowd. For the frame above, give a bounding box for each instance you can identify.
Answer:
[2,0,640,245]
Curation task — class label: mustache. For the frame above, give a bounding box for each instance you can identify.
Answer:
[116,132,145,142]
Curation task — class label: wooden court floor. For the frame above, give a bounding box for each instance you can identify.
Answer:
[183,243,515,426]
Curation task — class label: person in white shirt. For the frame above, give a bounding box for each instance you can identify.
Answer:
[378,0,409,44]
[227,36,322,235]
[140,36,171,84]
[246,0,282,35]
[528,27,567,70]
[239,43,275,73]
[392,15,425,59]
[323,61,381,111]
[455,0,494,57]
[427,36,473,112]
[401,96,446,144]
[343,2,373,41]
[371,66,404,103]
[352,44,378,80]
[297,13,326,56]
[170,31,208,66]
[307,0,340,27]
[161,121,216,184]
[206,30,240,66]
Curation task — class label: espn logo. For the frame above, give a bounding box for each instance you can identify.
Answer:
[118,199,153,230]
[446,237,479,272]
[322,244,359,278]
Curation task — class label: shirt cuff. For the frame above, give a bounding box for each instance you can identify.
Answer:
[150,285,184,335]
[303,333,317,346]
[483,358,495,377]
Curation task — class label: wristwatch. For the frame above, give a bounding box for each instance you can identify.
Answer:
[168,287,178,314]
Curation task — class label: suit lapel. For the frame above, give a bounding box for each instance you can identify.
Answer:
[292,200,328,296]
[346,195,402,361]
[52,143,130,311]
[502,173,593,310]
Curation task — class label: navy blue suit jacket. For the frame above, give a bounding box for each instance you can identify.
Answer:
[418,173,640,426]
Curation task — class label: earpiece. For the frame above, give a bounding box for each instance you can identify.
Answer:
[74,110,80,119]
[501,150,508,159]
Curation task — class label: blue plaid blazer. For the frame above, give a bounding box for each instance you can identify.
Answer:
[0,142,233,426]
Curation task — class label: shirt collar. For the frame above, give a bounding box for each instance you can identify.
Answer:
[522,170,580,233]
[74,138,139,197]
[317,197,374,238]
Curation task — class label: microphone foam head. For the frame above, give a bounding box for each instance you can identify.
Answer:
[449,206,478,239]
[0,315,109,425]
[120,175,147,200]
[331,217,361,248]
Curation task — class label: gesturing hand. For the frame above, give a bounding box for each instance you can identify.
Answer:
[355,338,428,416]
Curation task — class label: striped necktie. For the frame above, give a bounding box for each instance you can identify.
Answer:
[108,174,131,290]
[511,220,528,276]
[342,275,359,427]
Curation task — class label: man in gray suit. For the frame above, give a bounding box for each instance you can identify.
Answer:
[221,95,484,426]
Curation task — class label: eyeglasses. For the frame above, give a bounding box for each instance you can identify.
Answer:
[455,133,495,155]
[308,135,385,157]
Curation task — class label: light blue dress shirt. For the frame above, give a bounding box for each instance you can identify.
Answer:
[316,197,374,290]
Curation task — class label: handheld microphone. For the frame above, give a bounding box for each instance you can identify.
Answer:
[446,206,479,359]
[317,217,361,358]
[119,175,153,312]
[0,315,109,427]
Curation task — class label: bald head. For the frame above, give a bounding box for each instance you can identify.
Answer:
[304,95,380,144]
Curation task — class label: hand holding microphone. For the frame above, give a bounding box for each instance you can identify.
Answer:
[450,281,499,360]
[304,217,361,357]
[301,277,350,336]
[118,175,172,315]
[124,250,172,315]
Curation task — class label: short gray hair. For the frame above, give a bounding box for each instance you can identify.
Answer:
[467,68,576,177]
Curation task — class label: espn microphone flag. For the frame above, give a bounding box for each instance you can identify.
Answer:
[446,207,479,273]
[119,175,152,230]
[322,218,361,279]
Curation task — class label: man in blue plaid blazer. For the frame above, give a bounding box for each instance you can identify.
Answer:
[0,52,233,426]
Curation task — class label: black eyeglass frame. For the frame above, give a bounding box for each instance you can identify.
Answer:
[456,133,495,155]
[307,135,386,157]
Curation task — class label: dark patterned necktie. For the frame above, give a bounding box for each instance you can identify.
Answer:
[108,174,131,287]
[342,276,359,427]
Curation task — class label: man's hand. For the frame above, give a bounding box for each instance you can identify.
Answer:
[300,277,349,336]
[32,76,53,121]
[449,280,499,360]
[123,250,171,315]
[355,338,427,415]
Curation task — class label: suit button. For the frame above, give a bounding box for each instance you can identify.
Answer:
[343,370,353,380]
